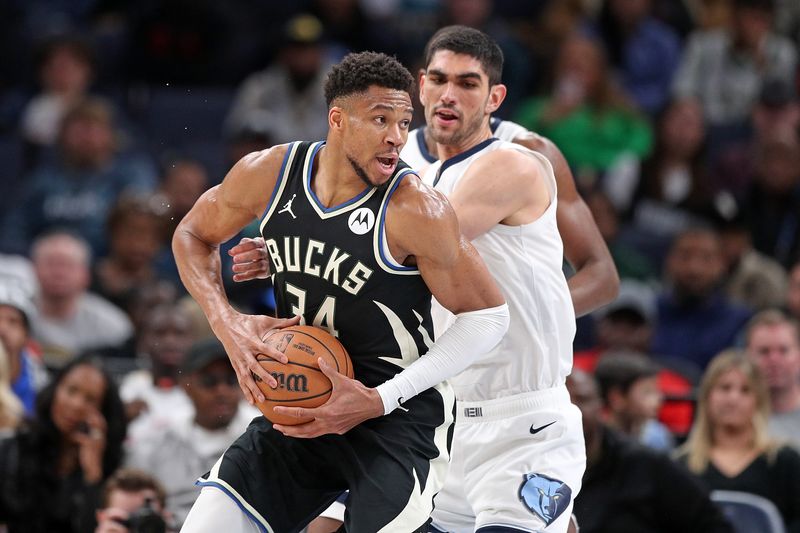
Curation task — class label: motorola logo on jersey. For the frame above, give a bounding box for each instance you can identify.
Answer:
[348,208,375,235]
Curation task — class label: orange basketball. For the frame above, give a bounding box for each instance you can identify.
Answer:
[255,325,353,426]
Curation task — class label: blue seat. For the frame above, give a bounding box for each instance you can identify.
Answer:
[711,490,786,533]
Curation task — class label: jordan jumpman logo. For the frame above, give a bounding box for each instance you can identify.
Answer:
[278,194,297,219]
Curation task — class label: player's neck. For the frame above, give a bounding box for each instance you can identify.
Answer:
[435,124,494,162]
[314,144,369,208]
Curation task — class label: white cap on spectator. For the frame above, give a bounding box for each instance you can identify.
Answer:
[0,281,35,328]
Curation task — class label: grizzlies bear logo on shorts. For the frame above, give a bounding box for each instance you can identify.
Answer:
[519,473,572,526]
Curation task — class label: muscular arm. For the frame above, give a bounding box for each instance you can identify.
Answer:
[514,133,619,316]
[172,146,300,403]
[388,177,506,313]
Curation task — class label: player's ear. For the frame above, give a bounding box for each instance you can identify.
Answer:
[418,71,428,106]
[329,106,345,130]
[486,83,507,114]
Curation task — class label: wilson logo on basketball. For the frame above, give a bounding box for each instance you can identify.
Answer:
[269,372,309,393]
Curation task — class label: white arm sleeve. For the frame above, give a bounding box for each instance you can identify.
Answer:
[375,303,509,414]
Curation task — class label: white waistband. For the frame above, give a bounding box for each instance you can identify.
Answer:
[457,385,571,423]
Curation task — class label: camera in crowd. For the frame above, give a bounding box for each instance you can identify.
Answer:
[112,498,167,533]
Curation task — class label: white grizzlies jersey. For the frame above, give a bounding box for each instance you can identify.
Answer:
[400,118,527,170]
[421,138,576,401]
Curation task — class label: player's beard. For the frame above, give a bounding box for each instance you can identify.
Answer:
[427,105,486,147]
[347,155,376,188]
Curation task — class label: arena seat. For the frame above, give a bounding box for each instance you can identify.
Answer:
[711,490,786,533]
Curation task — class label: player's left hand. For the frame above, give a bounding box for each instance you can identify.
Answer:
[272,358,384,438]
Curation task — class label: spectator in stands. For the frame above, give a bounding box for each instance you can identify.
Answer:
[224,14,332,145]
[576,281,657,372]
[676,350,800,531]
[514,32,652,186]
[673,0,797,125]
[713,77,800,201]
[595,0,682,115]
[0,343,22,437]
[20,36,94,167]
[0,282,47,415]
[567,369,732,533]
[95,468,172,533]
[120,303,194,449]
[92,194,170,311]
[743,129,800,268]
[0,356,127,533]
[30,231,133,370]
[595,351,674,451]
[672,0,797,131]
[0,98,157,256]
[127,338,257,526]
[577,281,702,439]
[628,98,714,260]
[719,213,788,310]
[652,227,752,369]
[745,310,800,446]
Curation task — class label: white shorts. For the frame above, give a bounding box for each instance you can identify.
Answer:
[432,386,586,533]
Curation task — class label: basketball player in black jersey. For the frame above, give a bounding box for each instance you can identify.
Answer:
[172,52,509,532]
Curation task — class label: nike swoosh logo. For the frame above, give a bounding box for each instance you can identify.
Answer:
[530,421,556,434]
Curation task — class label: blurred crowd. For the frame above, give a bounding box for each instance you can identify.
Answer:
[0,0,799,532]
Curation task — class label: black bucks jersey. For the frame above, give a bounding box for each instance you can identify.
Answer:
[194,142,456,533]
[259,141,443,395]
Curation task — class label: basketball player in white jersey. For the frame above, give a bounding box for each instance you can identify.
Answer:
[407,26,585,532]
[229,27,619,532]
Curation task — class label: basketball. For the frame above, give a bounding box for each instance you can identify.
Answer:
[255,325,353,425]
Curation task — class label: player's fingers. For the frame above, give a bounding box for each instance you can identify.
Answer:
[247,357,278,391]
[256,341,288,365]
[317,358,342,384]
[274,315,302,329]
[273,405,315,419]
[232,260,265,272]
[231,248,265,264]
[229,237,263,255]
[233,272,261,283]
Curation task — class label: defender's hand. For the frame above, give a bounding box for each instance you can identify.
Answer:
[214,312,301,404]
[229,237,271,282]
[272,359,384,438]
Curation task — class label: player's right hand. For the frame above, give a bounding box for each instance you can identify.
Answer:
[229,237,271,282]
[215,312,301,405]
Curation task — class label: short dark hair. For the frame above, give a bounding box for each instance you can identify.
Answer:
[424,25,504,86]
[102,468,167,508]
[324,51,414,107]
[594,351,660,404]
